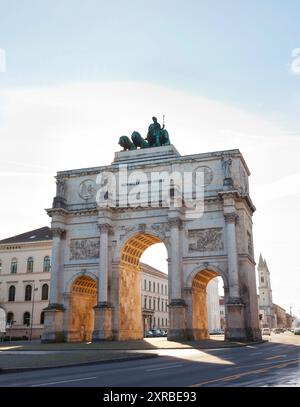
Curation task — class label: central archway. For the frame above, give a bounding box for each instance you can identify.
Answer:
[119,233,166,340]
[68,275,97,342]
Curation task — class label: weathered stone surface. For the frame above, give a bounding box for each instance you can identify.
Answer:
[188,228,224,252]
[43,146,261,343]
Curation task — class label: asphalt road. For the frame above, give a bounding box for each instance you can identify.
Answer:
[0,333,299,387]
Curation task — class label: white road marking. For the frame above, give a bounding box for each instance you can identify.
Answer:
[146,363,183,372]
[31,376,97,387]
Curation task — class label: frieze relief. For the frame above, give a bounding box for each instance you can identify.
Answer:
[70,238,100,260]
[188,228,224,252]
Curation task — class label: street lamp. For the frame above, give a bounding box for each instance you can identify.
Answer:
[29,285,38,341]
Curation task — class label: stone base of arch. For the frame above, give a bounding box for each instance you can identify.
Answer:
[41,304,65,343]
[225,302,247,342]
[168,299,188,341]
[92,302,114,341]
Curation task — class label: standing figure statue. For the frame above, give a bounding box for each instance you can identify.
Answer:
[221,156,233,187]
[146,117,164,147]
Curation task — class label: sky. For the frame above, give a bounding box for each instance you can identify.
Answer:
[0,1,299,316]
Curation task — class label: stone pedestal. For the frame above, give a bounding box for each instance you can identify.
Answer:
[168,299,187,341]
[41,304,65,343]
[225,302,247,342]
[92,303,114,341]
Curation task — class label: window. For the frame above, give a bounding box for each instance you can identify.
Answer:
[149,298,152,309]
[153,282,155,293]
[261,276,264,283]
[25,285,32,301]
[144,279,147,290]
[11,258,17,273]
[27,257,34,273]
[8,285,15,302]
[165,285,167,295]
[149,281,151,291]
[0,259,2,273]
[40,312,45,324]
[158,317,160,327]
[43,256,51,272]
[144,297,147,308]
[153,298,156,311]
[161,284,163,294]
[158,298,160,311]
[23,312,30,326]
[6,312,14,325]
[41,284,49,300]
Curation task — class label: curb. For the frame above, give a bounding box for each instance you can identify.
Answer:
[0,353,159,375]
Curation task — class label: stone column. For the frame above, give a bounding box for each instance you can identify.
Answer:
[224,212,246,341]
[93,223,113,341]
[169,218,181,300]
[41,227,65,343]
[168,217,187,341]
[49,227,65,305]
[224,213,240,300]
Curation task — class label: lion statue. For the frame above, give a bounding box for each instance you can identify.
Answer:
[160,129,171,146]
[118,136,136,151]
[131,131,149,149]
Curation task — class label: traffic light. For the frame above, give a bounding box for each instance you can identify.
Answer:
[259,314,263,320]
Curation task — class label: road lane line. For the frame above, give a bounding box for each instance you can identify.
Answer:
[189,358,300,387]
[31,376,97,387]
[265,354,286,360]
[146,363,183,372]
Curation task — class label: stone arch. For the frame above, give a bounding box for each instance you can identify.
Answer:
[185,264,228,340]
[65,270,98,294]
[67,274,97,342]
[185,263,228,289]
[118,231,168,340]
[115,225,171,262]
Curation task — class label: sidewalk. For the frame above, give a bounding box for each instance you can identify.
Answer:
[0,337,264,373]
[0,336,260,351]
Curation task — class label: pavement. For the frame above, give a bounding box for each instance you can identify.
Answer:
[0,332,299,387]
[0,335,264,372]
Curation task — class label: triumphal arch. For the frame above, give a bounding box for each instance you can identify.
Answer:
[42,119,261,343]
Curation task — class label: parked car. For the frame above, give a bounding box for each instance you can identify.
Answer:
[294,328,300,335]
[145,330,154,337]
[262,328,271,336]
[273,328,282,334]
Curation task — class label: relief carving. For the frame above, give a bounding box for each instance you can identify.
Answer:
[70,238,100,260]
[188,228,224,252]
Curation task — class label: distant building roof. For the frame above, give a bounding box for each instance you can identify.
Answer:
[140,262,168,279]
[0,227,52,244]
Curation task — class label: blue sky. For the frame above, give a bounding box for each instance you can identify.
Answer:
[0,1,300,315]
[1,0,299,132]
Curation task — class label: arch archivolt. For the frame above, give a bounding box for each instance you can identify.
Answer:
[185,263,228,290]
[114,222,171,262]
[65,270,98,294]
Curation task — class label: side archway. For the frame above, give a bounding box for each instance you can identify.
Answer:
[185,265,228,340]
[67,275,97,342]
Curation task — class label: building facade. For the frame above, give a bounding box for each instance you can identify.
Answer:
[0,227,52,339]
[141,263,168,333]
[257,254,276,329]
[206,278,221,332]
[42,143,261,343]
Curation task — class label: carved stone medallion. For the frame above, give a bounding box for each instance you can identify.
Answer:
[79,179,96,200]
[194,166,213,187]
